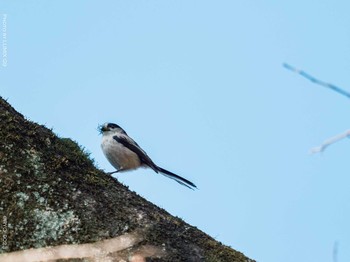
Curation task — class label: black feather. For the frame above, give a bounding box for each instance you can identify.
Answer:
[107,123,122,129]
[157,167,197,190]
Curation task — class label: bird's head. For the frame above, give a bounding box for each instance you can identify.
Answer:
[99,123,127,135]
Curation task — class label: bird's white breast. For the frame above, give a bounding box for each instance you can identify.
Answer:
[101,134,141,171]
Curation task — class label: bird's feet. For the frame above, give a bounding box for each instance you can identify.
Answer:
[107,169,123,175]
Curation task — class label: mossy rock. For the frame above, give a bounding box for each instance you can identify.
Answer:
[0,97,254,261]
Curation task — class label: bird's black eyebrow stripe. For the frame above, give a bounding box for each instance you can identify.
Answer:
[113,136,158,172]
[107,123,127,135]
[107,123,121,129]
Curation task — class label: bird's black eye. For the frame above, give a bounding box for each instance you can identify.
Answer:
[107,123,121,129]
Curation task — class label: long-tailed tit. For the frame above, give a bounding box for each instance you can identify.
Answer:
[100,123,196,189]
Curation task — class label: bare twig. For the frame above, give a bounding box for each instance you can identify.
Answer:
[284,63,350,153]
[283,63,350,99]
[310,129,350,154]
[333,241,338,262]
[0,230,163,262]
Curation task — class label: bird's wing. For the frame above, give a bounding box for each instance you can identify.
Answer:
[113,135,159,172]
[113,135,197,189]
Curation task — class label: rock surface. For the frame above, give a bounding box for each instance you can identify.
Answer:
[0,97,254,261]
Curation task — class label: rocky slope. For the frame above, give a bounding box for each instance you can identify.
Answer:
[0,97,254,261]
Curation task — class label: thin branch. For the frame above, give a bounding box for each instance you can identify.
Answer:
[310,129,350,154]
[0,231,153,262]
[284,63,350,153]
[283,63,350,99]
[333,241,338,262]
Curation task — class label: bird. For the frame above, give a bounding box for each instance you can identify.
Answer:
[100,123,196,189]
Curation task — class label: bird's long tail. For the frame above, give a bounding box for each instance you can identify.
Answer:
[156,166,197,190]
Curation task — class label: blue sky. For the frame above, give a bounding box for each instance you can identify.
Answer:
[2,1,350,261]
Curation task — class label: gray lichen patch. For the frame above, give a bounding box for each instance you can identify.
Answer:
[32,192,46,205]
[31,208,81,248]
[39,183,50,193]
[15,192,29,208]
[25,148,43,176]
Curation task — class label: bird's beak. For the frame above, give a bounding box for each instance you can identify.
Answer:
[99,125,109,133]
